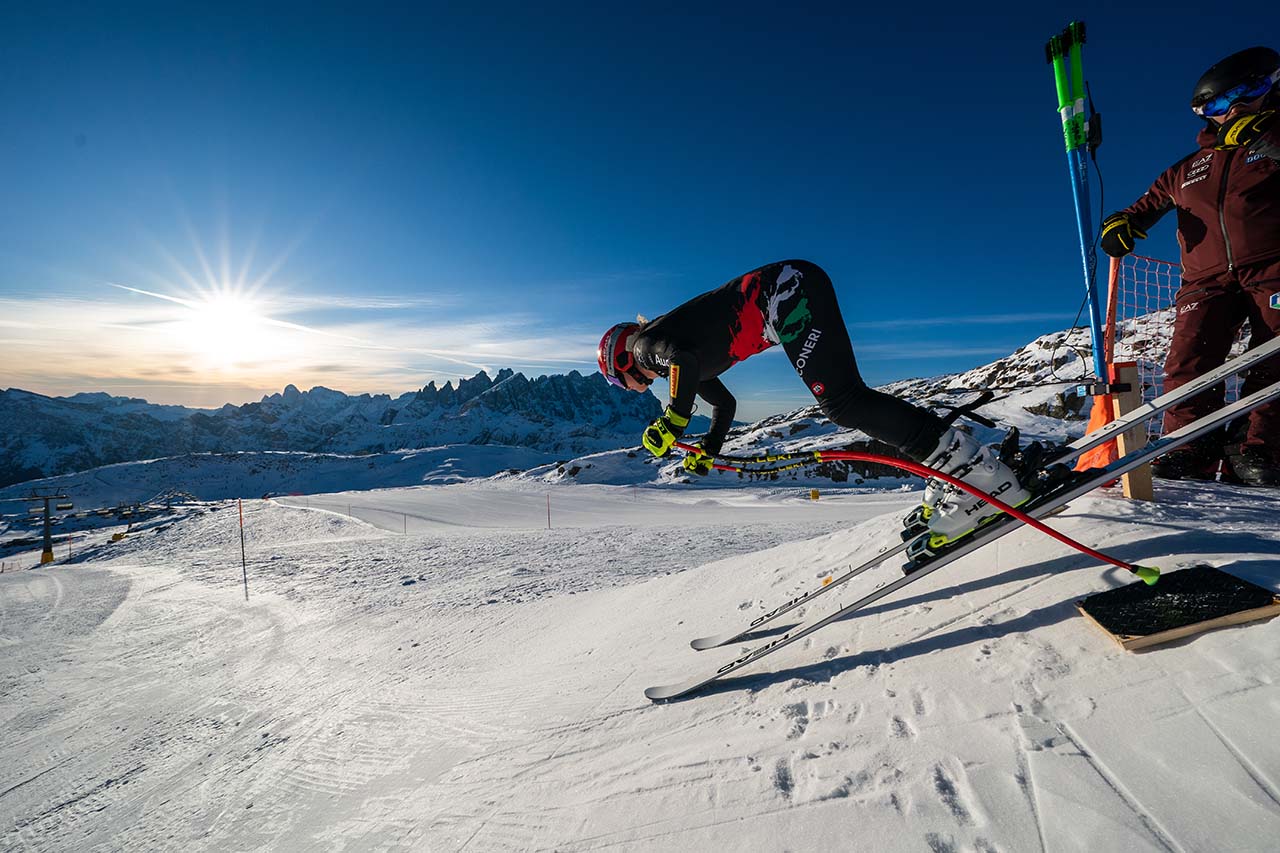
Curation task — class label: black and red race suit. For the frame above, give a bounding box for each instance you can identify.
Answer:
[1117,93,1280,456]
[629,259,946,459]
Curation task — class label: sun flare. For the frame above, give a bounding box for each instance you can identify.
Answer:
[173,288,292,368]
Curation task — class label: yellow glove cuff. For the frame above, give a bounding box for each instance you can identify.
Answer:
[663,407,690,429]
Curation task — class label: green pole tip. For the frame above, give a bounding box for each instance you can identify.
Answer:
[1135,566,1161,586]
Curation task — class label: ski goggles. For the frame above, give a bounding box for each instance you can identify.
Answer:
[605,353,633,389]
[1192,69,1280,117]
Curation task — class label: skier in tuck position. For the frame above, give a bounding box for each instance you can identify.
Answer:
[596,259,1037,549]
[1100,46,1280,487]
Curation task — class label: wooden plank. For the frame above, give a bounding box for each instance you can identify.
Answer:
[1110,362,1154,501]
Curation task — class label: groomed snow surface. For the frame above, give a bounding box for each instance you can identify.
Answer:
[4,478,1280,851]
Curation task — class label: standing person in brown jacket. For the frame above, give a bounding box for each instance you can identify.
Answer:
[1100,46,1280,487]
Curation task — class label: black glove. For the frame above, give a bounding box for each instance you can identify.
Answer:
[1214,110,1275,150]
[1099,212,1147,259]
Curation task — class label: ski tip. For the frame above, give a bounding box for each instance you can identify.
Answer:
[690,635,726,651]
[1135,565,1161,586]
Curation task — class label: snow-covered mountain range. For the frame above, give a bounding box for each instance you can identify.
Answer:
[3,320,1190,503]
[0,369,666,489]
[0,325,1100,504]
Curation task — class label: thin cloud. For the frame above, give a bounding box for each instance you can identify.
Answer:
[848,312,1074,330]
[273,294,448,312]
[855,344,1016,360]
[0,290,608,405]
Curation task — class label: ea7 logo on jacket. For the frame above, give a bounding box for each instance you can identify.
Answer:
[1181,153,1214,188]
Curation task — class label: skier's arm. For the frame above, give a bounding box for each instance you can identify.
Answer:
[1121,167,1178,235]
[662,350,701,424]
[1101,166,1178,258]
[635,347,699,458]
[632,334,700,422]
[695,378,737,456]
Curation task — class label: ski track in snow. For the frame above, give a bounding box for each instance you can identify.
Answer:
[2,480,1280,850]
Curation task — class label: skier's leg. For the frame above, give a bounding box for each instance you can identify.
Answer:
[1228,264,1280,484]
[1156,278,1247,479]
[763,260,947,459]
[764,261,1030,545]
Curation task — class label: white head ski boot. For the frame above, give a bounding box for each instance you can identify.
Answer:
[916,427,1032,550]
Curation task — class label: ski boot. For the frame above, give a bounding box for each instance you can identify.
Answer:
[902,427,1034,565]
[1226,445,1280,487]
[1151,448,1222,481]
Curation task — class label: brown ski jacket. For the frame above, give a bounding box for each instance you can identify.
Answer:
[1121,93,1280,284]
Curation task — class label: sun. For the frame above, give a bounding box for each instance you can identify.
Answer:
[176,287,291,368]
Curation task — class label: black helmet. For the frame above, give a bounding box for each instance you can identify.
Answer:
[1191,46,1280,116]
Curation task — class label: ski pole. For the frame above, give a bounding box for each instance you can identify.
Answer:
[1046,21,1107,383]
[674,441,1159,583]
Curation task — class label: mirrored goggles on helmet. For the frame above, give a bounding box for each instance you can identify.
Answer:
[1192,68,1280,117]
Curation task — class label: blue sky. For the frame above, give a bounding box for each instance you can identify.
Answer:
[1,2,1274,417]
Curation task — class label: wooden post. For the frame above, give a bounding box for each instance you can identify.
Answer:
[1110,362,1154,501]
[239,499,249,601]
[40,498,54,564]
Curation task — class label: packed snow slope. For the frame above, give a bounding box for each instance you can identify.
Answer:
[4,475,1280,851]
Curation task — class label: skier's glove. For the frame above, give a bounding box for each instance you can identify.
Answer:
[1214,110,1275,150]
[641,408,690,458]
[1099,212,1146,259]
[682,446,714,476]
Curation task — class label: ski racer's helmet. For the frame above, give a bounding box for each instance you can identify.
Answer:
[1191,46,1280,117]
[597,322,641,389]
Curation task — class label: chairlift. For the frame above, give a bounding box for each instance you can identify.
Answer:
[56,502,73,511]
